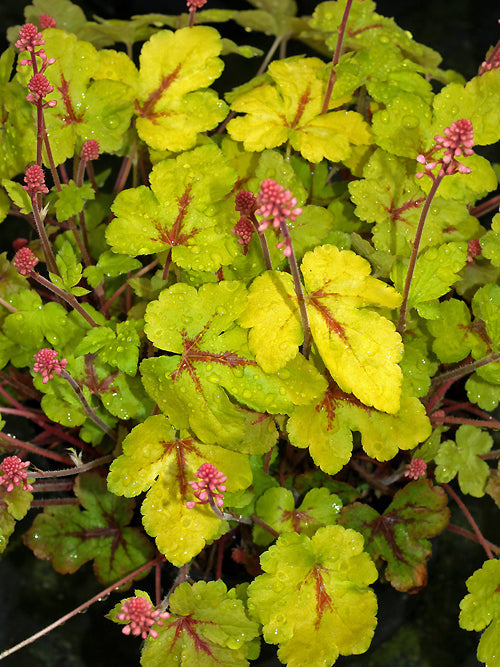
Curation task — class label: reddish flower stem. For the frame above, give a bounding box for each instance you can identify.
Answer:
[446,523,500,555]
[431,350,500,387]
[0,431,72,465]
[321,0,354,114]
[59,370,116,439]
[29,270,99,327]
[442,483,494,560]
[102,258,159,314]
[424,377,456,413]
[431,415,500,430]
[397,174,444,334]
[30,194,59,276]
[0,557,159,662]
[0,297,17,313]
[470,193,500,218]
[29,455,113,479]
[279,219,312,357]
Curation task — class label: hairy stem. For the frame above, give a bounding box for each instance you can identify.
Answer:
[431,350,500,387]
[59,370,116,439]
[29,271,99,328]
[321,0,354,113]
[396,174,443,334]
[29,455,113,479]
[30,195,59,276]
[0,431,72,464]
[443,483,494,560]
[446,523,500,555]
[280,220,312,357]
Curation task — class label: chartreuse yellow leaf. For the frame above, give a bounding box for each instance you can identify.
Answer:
[142,281,325,448]
[238,271,302,373]
[141,581,259,666]
[248,526,378,666]
[459,560,500,667]
[302,245,403,413]
[135,27,228,151]
[288,379,430,474]
[227,57,371,163]
[107,143,239,272]
[107,414,252,566]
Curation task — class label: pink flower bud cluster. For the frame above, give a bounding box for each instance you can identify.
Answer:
[232,190,257,254]
[416,120,475,180]
[23,165,49,198]
[0,456,34,493]
[33,348,68,383]
[186,463,227,509]
[404,458,427,481]
[116,596,170,640]
[255,179,302,257]
[39,14,57,29]
[80,140,100,162]
[187,0,207,9]
[16,22,57,108]
[13,247,39,275]
[466,239,482,264]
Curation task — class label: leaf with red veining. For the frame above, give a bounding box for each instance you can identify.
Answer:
[142,280,325,450]
[253,487,342,546]
[339,479,449,592]
[288,377,430,475]
[107,143,239,272]
[107,414,252,566]
[247,525,378,666]
[23,472,154,586]
[141,580,259,666]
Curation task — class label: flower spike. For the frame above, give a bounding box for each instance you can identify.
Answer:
[116,596,169,639]
[33,348,68,383]
[404,458,427,481]
[15,23,44,52]
[13,247,39,276]
[416,119,475,180]
[186,463,227,509]
[23,165,49,197]
[0,456,34,493]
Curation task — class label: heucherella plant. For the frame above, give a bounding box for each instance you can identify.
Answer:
[0,0,499,665]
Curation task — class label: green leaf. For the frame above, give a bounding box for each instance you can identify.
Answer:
[427,299,486,363]
[135,27,228,151]
[466,374,500,412]
[472,283,500,350]
[107,144,239,272]
[25,0,87,34]
[108,414,252,565]
[340,480,449,592]
[75,320,141,375]
[391,242,467,310]
[288,379,430,474]
[141,581,259,666]
[255,487,341,545]
[459,559,500,667]
[54,181,95,222]
[480,212,500,267]
[24,472,154,586]
[51,240,87,295]
[434,425,493,497]
[372,93,432,158]
[248,525,378,666]
[228,57,371,163]
[1,178,32,214]
[0,78,36,180]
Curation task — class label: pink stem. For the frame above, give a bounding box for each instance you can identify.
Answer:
[442,483,494,560]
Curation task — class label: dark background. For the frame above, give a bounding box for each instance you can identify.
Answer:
[0,1,498,666]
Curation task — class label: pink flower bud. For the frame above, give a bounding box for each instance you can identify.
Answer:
[187,463,227,509]
[187,0,207,9]
[0,456,33,493]
[12,247,39,276]
[23,165,49,197]
[80,140,100,162]
[26,73,54,102]
[404,458,427,481]
[116,596,169,640]
[39,14,57,30]
[15,23,44,52]
[33,348,68,383]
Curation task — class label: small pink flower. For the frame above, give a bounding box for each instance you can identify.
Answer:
[404,458,427,481]
[466,239,481,264]
[116,596,169,640]
[26,73,54,104]
[186,463,227,509]
[13,247,39,276]
[23,165,49,197]
[0,456,33,493]
[255,179,302,232]
[187,0,207,9]
[39,14,57,30]
[33,348,68,383]
[15,23,44,52]
[80,140,100,162]
[416,120,475,180]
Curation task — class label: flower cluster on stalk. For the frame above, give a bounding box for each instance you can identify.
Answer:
[404,458,427,481]
[33,348,68,383]
[13,247,39,275]
[0,456,34,493]
[255,179,302,257]
[16,21,57,108]
[416,119,475,180]
[186,463,227,509]
[116,596,170,639]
